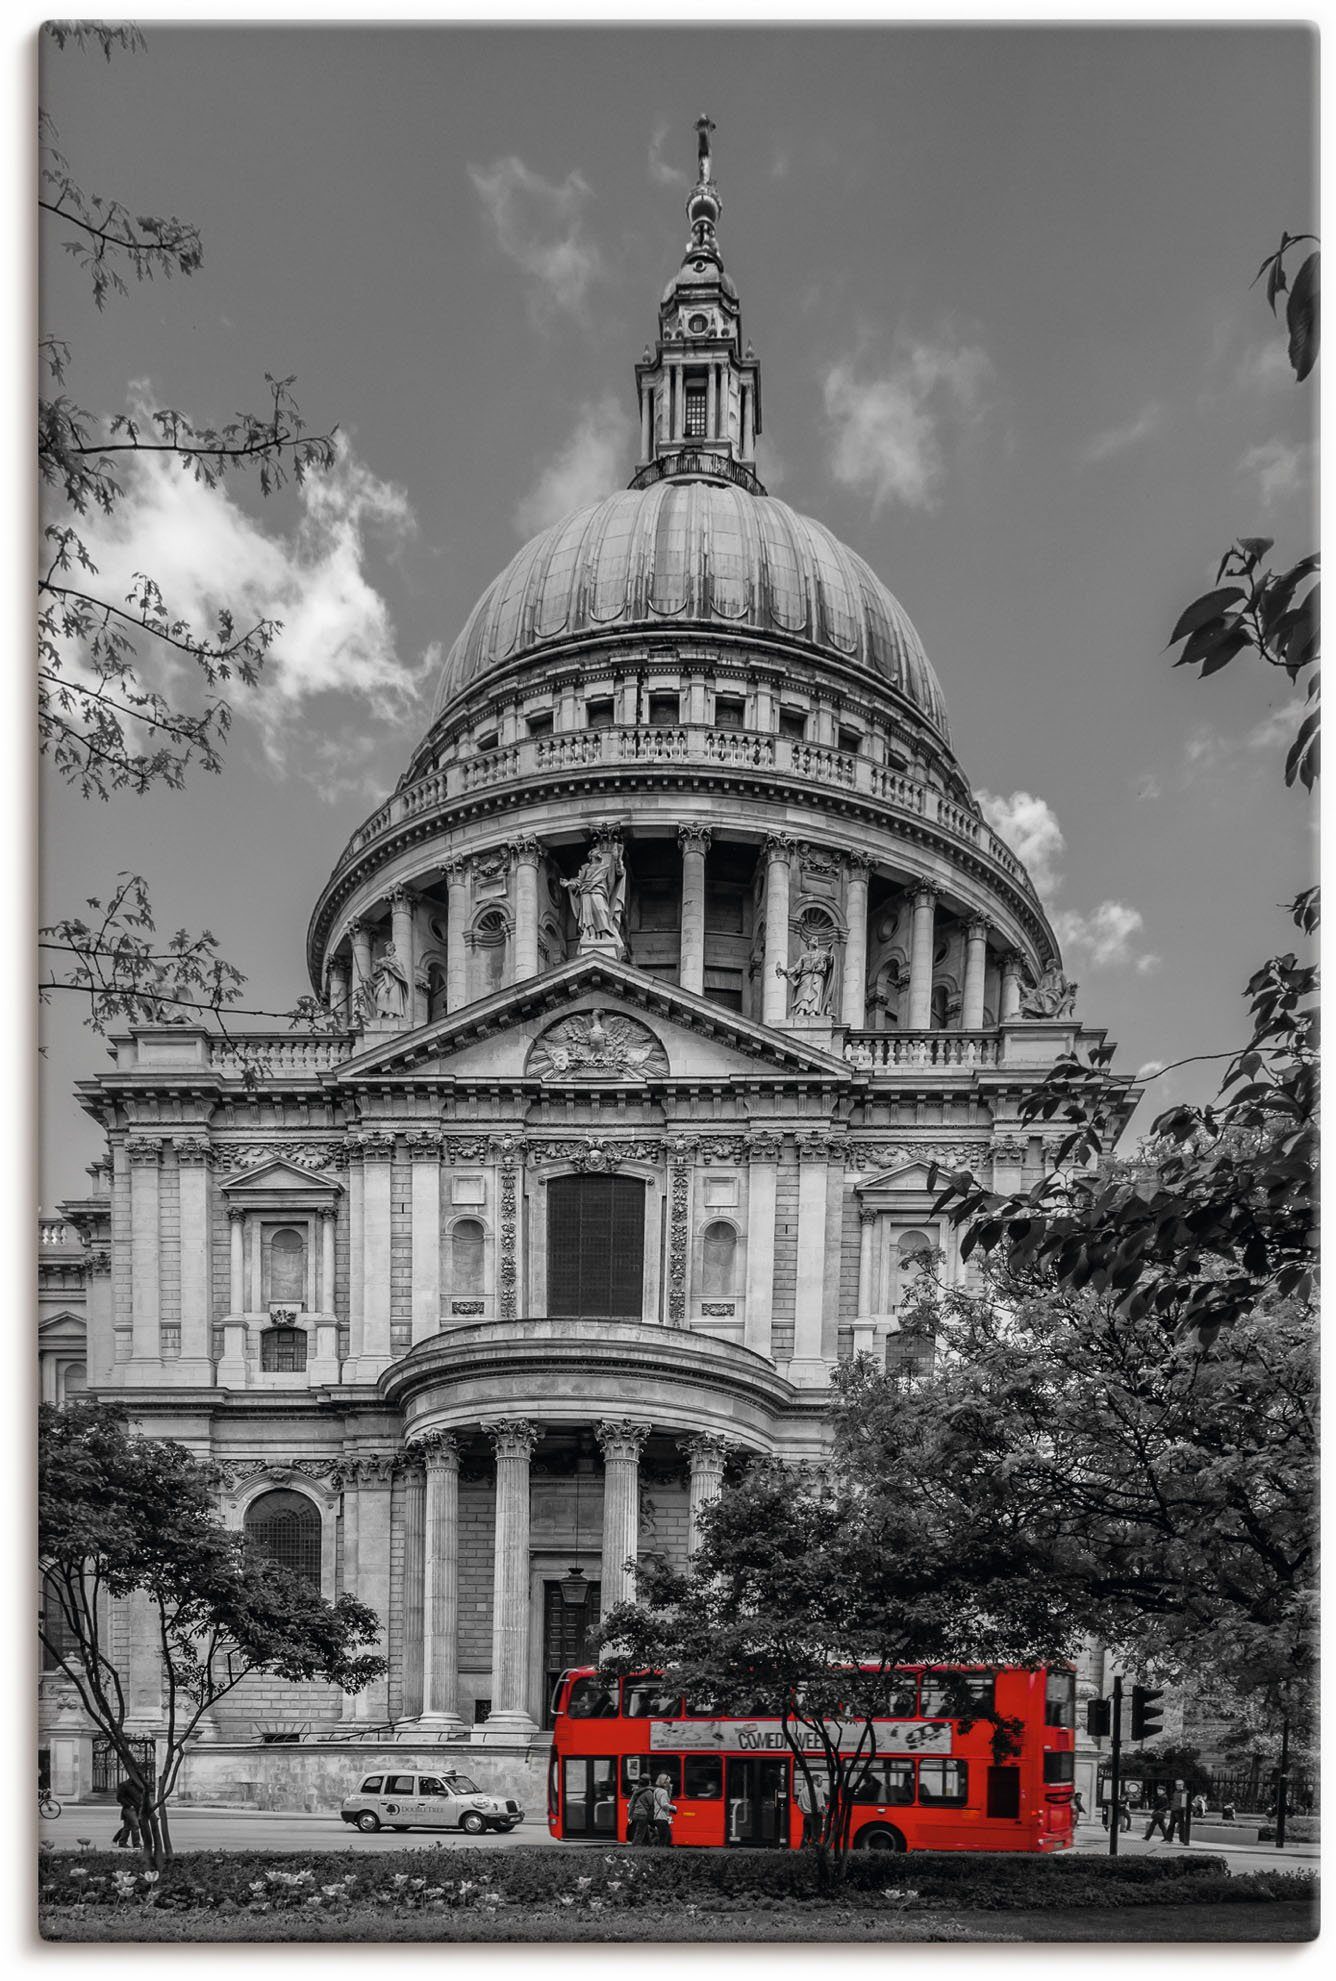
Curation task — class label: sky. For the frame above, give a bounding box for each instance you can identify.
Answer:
[36,21,1317,1204]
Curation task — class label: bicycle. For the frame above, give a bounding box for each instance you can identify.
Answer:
[39,1787,61,1820]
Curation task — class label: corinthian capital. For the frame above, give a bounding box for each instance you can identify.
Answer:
[677,823,713,856]
[486,1419,539,1461]
[126,1138,161,1168]
[596,1420,650,1464]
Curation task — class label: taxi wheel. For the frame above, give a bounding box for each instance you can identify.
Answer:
[459,1812,486,1835]
[356,1811,382,1834]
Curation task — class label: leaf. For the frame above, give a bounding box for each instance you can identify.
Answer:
[1198,626,1252,677]
[1286,251,1320,382]
[1168,587,1244,647]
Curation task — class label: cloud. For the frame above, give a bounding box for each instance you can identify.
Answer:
[467,154,603,317]
[1052,900,1148,969]
[982,787,1156,973]
[822,334,991,512]
[56,424,432,790]
[512,395,634,536]
[1180,697,1308,783]
[648,122,687,187]
[1236,437,1315,510]
[1233,338,1294,395]
[1135,1059,1165,1081]
[1079,402,1163,465]
[1135,953,1162,976]
[977,789,1065,900]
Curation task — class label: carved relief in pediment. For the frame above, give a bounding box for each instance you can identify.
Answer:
[526,1007,669,1081]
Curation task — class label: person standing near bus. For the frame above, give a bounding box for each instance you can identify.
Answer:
[652,1773,677,1846]
[627,1777,655,1846]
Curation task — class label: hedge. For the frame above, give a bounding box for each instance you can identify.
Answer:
[38,1845,1313,1923]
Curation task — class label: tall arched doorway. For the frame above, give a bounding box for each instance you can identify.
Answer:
[547,1174,645,1318]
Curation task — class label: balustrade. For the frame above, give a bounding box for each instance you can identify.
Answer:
[844,1031,1001,1070]
[329,724,1038,903]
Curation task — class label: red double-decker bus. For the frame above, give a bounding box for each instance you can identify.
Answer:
[549,1664,1076,1853]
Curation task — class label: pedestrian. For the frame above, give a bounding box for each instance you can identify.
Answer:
[1072,1789,1086,1825]
[1221,1800,1236,1823]
[1166,1778,1192,1845]
[652,1771,677,1846]
[1144,1788,1171,1842]
[1191,1793,1206,1820]
[112,1778,142,1851]
[627,1776,655,1846]
[795,1768,828,1847]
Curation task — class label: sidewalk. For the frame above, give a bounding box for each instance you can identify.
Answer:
[1073,1821,1319,1862]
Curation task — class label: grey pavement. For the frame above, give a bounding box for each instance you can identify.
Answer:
[1070,1819,1319,1879]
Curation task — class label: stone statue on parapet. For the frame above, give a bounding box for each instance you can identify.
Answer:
[372,941,410,1020]
[777,934,834,1018]
[1019,964,1077,1020]
[562,838,627,956]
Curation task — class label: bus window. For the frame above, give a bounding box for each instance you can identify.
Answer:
[684,1755,723,1800]
[851,1759,914,1805]
[1044,1671,1076,1728]
[624,1681,681,1719]
[567,1675,619,1719]
[622,1754,681,1797]
[920,1671,995,1719]
[1043,1750,1075,1784]
[885,1673,918,1717]
[683,1692,723,1718]
[917,1760,968,1805]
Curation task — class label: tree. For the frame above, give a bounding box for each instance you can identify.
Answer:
[597,1418,1089,1879]
[837,1264,1317,1738]
[39,1402,385,1866]
[39,25,336,1042]
[930,236,1318,1345]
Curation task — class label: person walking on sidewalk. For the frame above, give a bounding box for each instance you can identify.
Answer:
[1144,1788,1171,1841]
[1166,1779,1192,1845]
[112,1778,142,1851]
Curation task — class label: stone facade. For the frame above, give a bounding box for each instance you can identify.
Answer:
[43,129,1138,1811]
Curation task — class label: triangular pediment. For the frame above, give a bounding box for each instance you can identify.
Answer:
[219,1158,341,1196]
[332,957,854,1088]
[856,1163,940,1194]
[39,1311,87,1345]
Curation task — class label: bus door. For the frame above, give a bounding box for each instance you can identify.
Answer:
[562,1756,616,1838]
[725,1757,788,1847]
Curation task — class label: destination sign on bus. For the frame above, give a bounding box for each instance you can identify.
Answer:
[650,1719,953,1756]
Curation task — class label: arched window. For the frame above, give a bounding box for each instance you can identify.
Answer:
[452,1219,485,1299]
[701,1221,737,1298]
[261,1326,307,1373]
[244,1488,321,1588]
[472,907,509,993]
[930,984,950,1031]
[265,1226,306,1305]
[62,1362,86,1401]
[887,1231,936,1381]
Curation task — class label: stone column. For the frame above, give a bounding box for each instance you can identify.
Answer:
[907,888,937,1030]
[596,1421,649,1617]
[389,887,415,1025]
[320,1205,337,1313]
[962,919,989,1030]
[123,1589,163,1733]
[355,1133,394,1377]
[127,1138,161,1367]
[408,1131,442,1344]
[415,1433,464,1729]
[706,363,718,439]
[678,824,711,996]
[349,921,373,1023]
[347,1454,394,1722]
[1000,951,1023,1023]
[841,852,871,1030]
[743,382,756,458]
[338,1470,361,1724]
[684,1435,729,1556]
[791,1134,831,1377]
[761,835,794,1026]
[228,1205,246,1314]
[175,1138,213,1378]
[857,1207,879,1319]
[398,1455,426,1723]
[509,838,542,983]
[744,1134,781,1359]
[84,1246,113,1387]
[483,1420,540,1740]
[640,384,652,460]
[445,858,471,1012]
[328,956,350,1025]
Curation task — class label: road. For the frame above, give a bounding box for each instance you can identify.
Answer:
[40,1805,1317,1877]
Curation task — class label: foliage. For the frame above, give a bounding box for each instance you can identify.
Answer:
[37,1842,1252,1918]
[597,1427,1089,1878]
[38,1403,385,1867]
[835,1270,1316,1728]
[39,27,336,1038]
[930,236,1317,1346]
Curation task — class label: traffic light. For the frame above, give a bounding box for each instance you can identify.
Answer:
[1086,1698,1111,1738]
[1130,1685,1165,1742]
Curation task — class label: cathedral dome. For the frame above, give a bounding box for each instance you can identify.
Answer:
[429,479,952,740]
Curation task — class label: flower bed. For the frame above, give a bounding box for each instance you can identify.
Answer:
[37,1844,1315,1929]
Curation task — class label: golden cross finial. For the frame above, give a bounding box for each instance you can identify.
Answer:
[695,114,716,182]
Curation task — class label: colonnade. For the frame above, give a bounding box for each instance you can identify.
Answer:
[345,1424,731,1737]
[325,830,1022,1037]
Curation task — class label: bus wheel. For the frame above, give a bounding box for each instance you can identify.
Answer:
[855,1826,905,1854]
